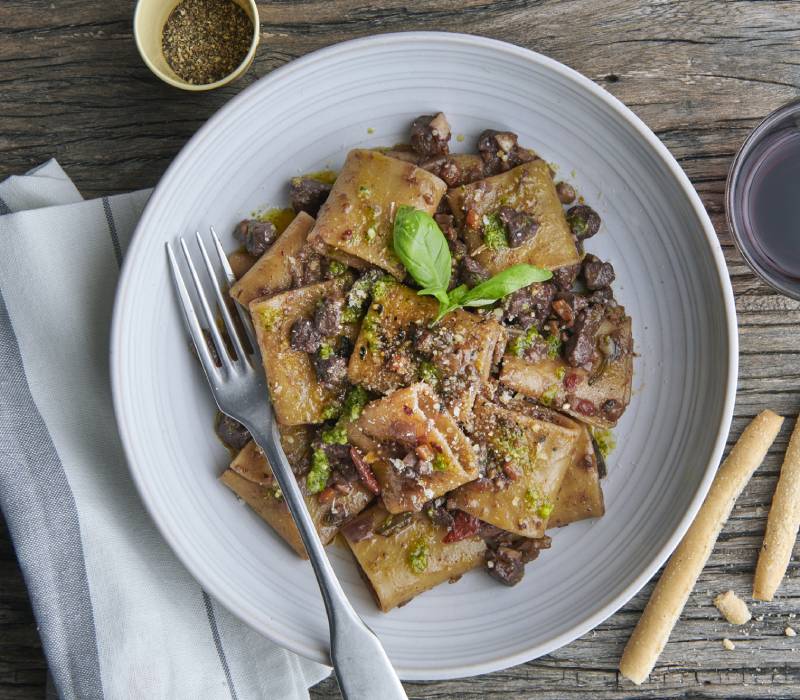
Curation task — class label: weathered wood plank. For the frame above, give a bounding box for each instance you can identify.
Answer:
[3,0,800,698]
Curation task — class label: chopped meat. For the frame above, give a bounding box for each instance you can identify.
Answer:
[555,181,577,204]
[564,304,605,369]
[289,177,332,217]
[588,287,614,305]
[312,352,348,389]
[582,254,616,290]
[289,247,324,287]
[314,296,344,336]
[566,205,601,240]
[434,213,459,243]
[477,129,538,175]
[552,291,588,328]
[289,318,322,353]
[341,512,374,542]
[458,255,490,287]
[421,156,462,188]
[215,412,251,451]
[497,206,539,248]
[410,112,451,157]
[233,219,278,257]
[486,546,524,585]
[424,501,455,530]
[551,263,581,291]
[601,398,625,424]
[502,283,555,329]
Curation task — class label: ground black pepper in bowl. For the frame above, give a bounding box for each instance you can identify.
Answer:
[162,0,253,85]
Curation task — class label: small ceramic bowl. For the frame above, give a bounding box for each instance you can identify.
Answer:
[133,0,260,91]
[726,99,800,299]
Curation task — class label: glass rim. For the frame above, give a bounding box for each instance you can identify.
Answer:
[725,98,800,300]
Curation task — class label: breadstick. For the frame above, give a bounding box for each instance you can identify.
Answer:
[754,416,800,601]
[619,410,783,685]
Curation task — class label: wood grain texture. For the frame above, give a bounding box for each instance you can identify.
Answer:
[2,0,800,697]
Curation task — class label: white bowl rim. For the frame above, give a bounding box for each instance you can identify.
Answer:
[111,30,738,679]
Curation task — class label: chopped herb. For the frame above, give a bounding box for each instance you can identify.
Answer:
[366,226,377,241]
[358,185,372,198]
[407,538,430,574]
[270,485,283,501]
[306,449,331,494]
[524,487,553,520]
[321,423,348,445]
[371,275,394,301]
[259,307,282,331]
[321,404,341,421]
[321,386,369,445]
[509,326,540,357]
[545,333,562,359]
[482,213,509,250]
[432,454,449,472]
[490,423,531,472]
[418,360,441,387]
[539,384,559,407]
[327,260,348,277]
[318,342,334,360]
[591,428,616,459]
[555,366,567,381]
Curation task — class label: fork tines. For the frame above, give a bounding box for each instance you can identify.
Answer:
[166,228,257,382]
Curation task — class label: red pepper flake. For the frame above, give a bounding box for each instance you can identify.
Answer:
[350,447,381,495]
[342,228,354,240]
[574,398,597,416]
[443,510,480,543]
[465,208,480,230]
[402,404,413,416]
[564,372,582,391]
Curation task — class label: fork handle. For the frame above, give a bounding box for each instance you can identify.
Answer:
[247,420,407,700]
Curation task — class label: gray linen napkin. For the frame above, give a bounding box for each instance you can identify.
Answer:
[0,160,330,700]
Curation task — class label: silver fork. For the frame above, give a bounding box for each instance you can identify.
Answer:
[166,229,407,700]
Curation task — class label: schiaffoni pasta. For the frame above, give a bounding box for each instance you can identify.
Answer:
[213,113,634,609]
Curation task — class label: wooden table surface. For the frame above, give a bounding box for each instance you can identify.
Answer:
[2,1,800,698]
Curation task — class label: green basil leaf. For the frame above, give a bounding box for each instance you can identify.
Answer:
[392,206,451,294]
[460,264,553,307]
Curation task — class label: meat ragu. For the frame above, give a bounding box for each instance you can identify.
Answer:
[215,112,634,612]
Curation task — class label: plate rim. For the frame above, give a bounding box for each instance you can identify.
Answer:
[110,30,738,680]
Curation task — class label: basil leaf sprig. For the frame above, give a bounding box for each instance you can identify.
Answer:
[392,206,552,323]
[392,206,452,308]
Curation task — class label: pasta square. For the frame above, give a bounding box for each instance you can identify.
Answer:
[221,438,373,558]
[500,306,633,428]
[313,149,447,278]
[346,281,506,420]
[447,159,580,275]
[249,278,356,425]
[229,211,315,307]
[348,383,479,513]
[448,398,578,537]
[499,399,605,528]
[342,504,485,611]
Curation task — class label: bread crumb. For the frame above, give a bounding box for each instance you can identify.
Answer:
[714,590,752,625]
[786,627,797,637]
[723,638,736,651]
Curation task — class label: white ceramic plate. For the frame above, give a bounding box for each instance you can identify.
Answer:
[111,32,737,679]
